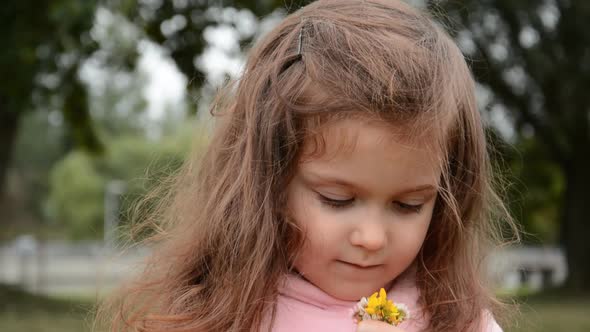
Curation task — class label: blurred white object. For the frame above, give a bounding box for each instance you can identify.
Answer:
[488,246,567,291]
[14,234,37,256]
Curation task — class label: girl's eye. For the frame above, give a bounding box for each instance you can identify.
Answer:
[317,194,355,209]
[394,201,423,214]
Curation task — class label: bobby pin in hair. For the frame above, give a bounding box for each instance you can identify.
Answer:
[297,22,304,56]
[278,22,306,74]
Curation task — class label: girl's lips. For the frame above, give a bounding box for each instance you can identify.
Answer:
[337,260,383,270]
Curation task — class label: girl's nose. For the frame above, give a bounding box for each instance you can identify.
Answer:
[349,217,387,252]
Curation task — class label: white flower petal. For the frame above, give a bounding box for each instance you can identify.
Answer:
[396,303,411,320]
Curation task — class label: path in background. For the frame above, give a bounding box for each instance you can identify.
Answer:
[0,239,148,296]
[0,238,567,297]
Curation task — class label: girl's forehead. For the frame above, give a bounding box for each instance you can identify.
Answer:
[300,117,446,165]
[296,118,444,192]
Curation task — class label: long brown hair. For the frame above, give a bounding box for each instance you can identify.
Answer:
[96,0,519,331]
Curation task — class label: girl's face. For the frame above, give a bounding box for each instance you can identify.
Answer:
[286,118,441,301]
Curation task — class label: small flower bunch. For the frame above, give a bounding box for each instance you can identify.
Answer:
[352,288,410,326]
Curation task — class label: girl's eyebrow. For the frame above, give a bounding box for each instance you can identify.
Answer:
[301,171,438,195]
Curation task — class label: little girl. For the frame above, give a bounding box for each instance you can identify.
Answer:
[98,0,518,331]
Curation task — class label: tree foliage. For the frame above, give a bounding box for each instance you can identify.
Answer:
[46,125,198,240]
[0,0,101,198]
[47,150,106,239]
[431,0,590,290]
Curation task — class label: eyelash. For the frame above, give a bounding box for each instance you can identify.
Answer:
[318,195,355,208]
[317,195,423,213]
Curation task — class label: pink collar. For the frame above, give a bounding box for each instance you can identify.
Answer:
[278,268,418,311]
[279,274,357,310]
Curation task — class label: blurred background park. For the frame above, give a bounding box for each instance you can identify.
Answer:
[0,0,588,331]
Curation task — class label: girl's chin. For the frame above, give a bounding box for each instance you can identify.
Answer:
[290,268,397,301]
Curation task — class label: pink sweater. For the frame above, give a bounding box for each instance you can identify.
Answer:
[266,273,503,332]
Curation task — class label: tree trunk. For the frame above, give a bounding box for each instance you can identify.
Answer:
[0,107,20,199]
[561,152,590,292]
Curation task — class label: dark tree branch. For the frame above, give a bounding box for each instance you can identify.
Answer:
[470,40,567,164]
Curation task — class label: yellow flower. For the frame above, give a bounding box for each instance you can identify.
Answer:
[357,288,408,326]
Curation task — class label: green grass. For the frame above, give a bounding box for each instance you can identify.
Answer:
[0,284,95,332]
[507,290,590,332]
[0,311,91,332]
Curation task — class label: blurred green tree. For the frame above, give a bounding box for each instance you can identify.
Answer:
[46,150,106,239]
[6,112,67,236]
[0,1,101,200]
[45,124,197,240]
[431,0,590,290]
[112,0,301,104]
[489,129,563,244]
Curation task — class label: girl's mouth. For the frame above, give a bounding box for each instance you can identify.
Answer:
[337,260,383,270]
